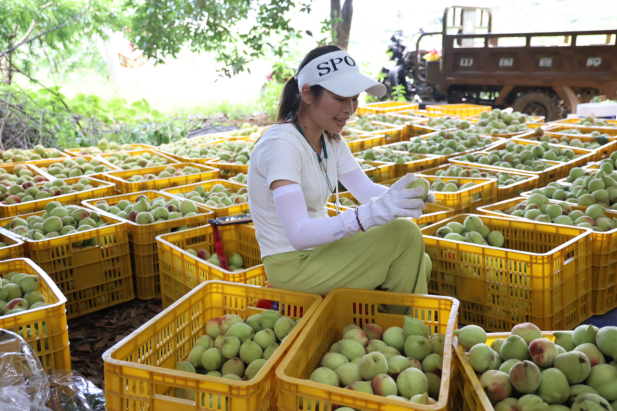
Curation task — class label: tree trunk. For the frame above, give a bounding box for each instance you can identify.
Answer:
[0,57,8,84]
[330,0,340,44]
[1,21,35,84]
[331,0,353,50]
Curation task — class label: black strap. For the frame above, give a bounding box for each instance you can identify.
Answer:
[292,119,337,207]
[294,120,328,163]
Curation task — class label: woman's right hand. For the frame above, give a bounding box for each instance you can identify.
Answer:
[356,174,433,229]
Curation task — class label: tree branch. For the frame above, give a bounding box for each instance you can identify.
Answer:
[0,0,93,59]
[9,62,85,133]
[15,20,37,48]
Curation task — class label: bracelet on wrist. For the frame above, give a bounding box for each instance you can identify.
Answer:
[355,208,365,232]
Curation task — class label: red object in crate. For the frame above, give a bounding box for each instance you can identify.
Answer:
[256,284,325,310]
[256,284,274,309]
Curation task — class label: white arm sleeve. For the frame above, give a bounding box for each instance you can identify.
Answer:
[338,168,388,205]
[273,184,361,250]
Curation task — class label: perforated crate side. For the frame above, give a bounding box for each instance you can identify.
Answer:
[156,224,264,307]
[422,214,592,328]
[103,281,323,411]
[0,258,70,372]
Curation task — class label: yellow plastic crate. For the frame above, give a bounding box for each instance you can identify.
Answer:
[479,197,617,266]
[346,134,387,153]
[64,144,154,157]
[0,230,24,260]
[477,196,543,219]
[583,162,604,172]
[404,123,447,138]
[161,179,249,218]
[363,112,425,125]
[356,101,419,115]
[327,191,456,227]
[479,196,612,269]
[98,148,181,167]
[160,136,228,153]
[450,153,564,188]
[0,176,116,218]
[348,121,405,143]
[420,164,539,202]
[479,197,617,303]
[514,131,617,161]
[473,122,547,138]
[103,280,323,411]
[426,104,492,119]
[385,175,497,214]
[19,149,72,164]
[354,151,443,178]
[422,214,592,331]
[449,140,578,186]
[451,332,562,411]
[466,114,545,123]
[228,176,247,186]
[544,124,617,138]
[399,109,461,120]
[0,258,70,372]
[164,137,250,176]
[82,191,214,300]
[356,161,396,183]
[99,163,221,194]
[519,182,572,198]
[0,209,134,318]
[204,159,248,179]
[79,154,124,176]
[27,157,120,181]
[549,118,617,128]
[0,163,53,183]
[592,285,617,315]
[277,288,459,411]
[381,134,505,162]
[156,223,263,308]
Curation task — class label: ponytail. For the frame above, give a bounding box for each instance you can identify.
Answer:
[276,77,302,123]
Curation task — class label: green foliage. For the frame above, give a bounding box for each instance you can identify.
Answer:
[259,82,285,119]
[391,84,407,102]
[0,1,122,78]
[364,70,386,103]
[314,14,343,47]
[124,0,311,77]
[0,84,196,150]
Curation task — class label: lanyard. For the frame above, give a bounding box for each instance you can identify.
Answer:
[293,120,339,214]
[294,120,328,165]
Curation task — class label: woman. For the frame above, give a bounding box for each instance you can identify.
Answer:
[248,45,434,312]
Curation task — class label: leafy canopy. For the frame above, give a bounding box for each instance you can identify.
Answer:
[0,0,124,79]
[125,0,313,77]
[0,0,122,53]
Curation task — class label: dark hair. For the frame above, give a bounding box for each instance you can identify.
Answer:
[277,45,343,140]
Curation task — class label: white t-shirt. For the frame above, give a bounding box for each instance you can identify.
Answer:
[248,123,360,258]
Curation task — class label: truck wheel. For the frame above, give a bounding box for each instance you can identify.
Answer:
[512,91,561,121]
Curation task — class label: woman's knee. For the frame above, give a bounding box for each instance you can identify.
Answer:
[389,218,421,240]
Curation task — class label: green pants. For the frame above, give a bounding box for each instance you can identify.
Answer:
[263,219,428,314]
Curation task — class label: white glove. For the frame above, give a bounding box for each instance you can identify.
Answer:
[356,174,435,230]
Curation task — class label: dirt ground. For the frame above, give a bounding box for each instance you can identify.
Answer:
[67,297,163,389]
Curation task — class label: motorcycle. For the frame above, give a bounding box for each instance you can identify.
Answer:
[378,30,437,103]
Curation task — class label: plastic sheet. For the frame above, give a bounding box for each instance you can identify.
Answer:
[0,329,105,411]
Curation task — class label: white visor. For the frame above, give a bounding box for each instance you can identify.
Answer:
[296,50,386,98]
